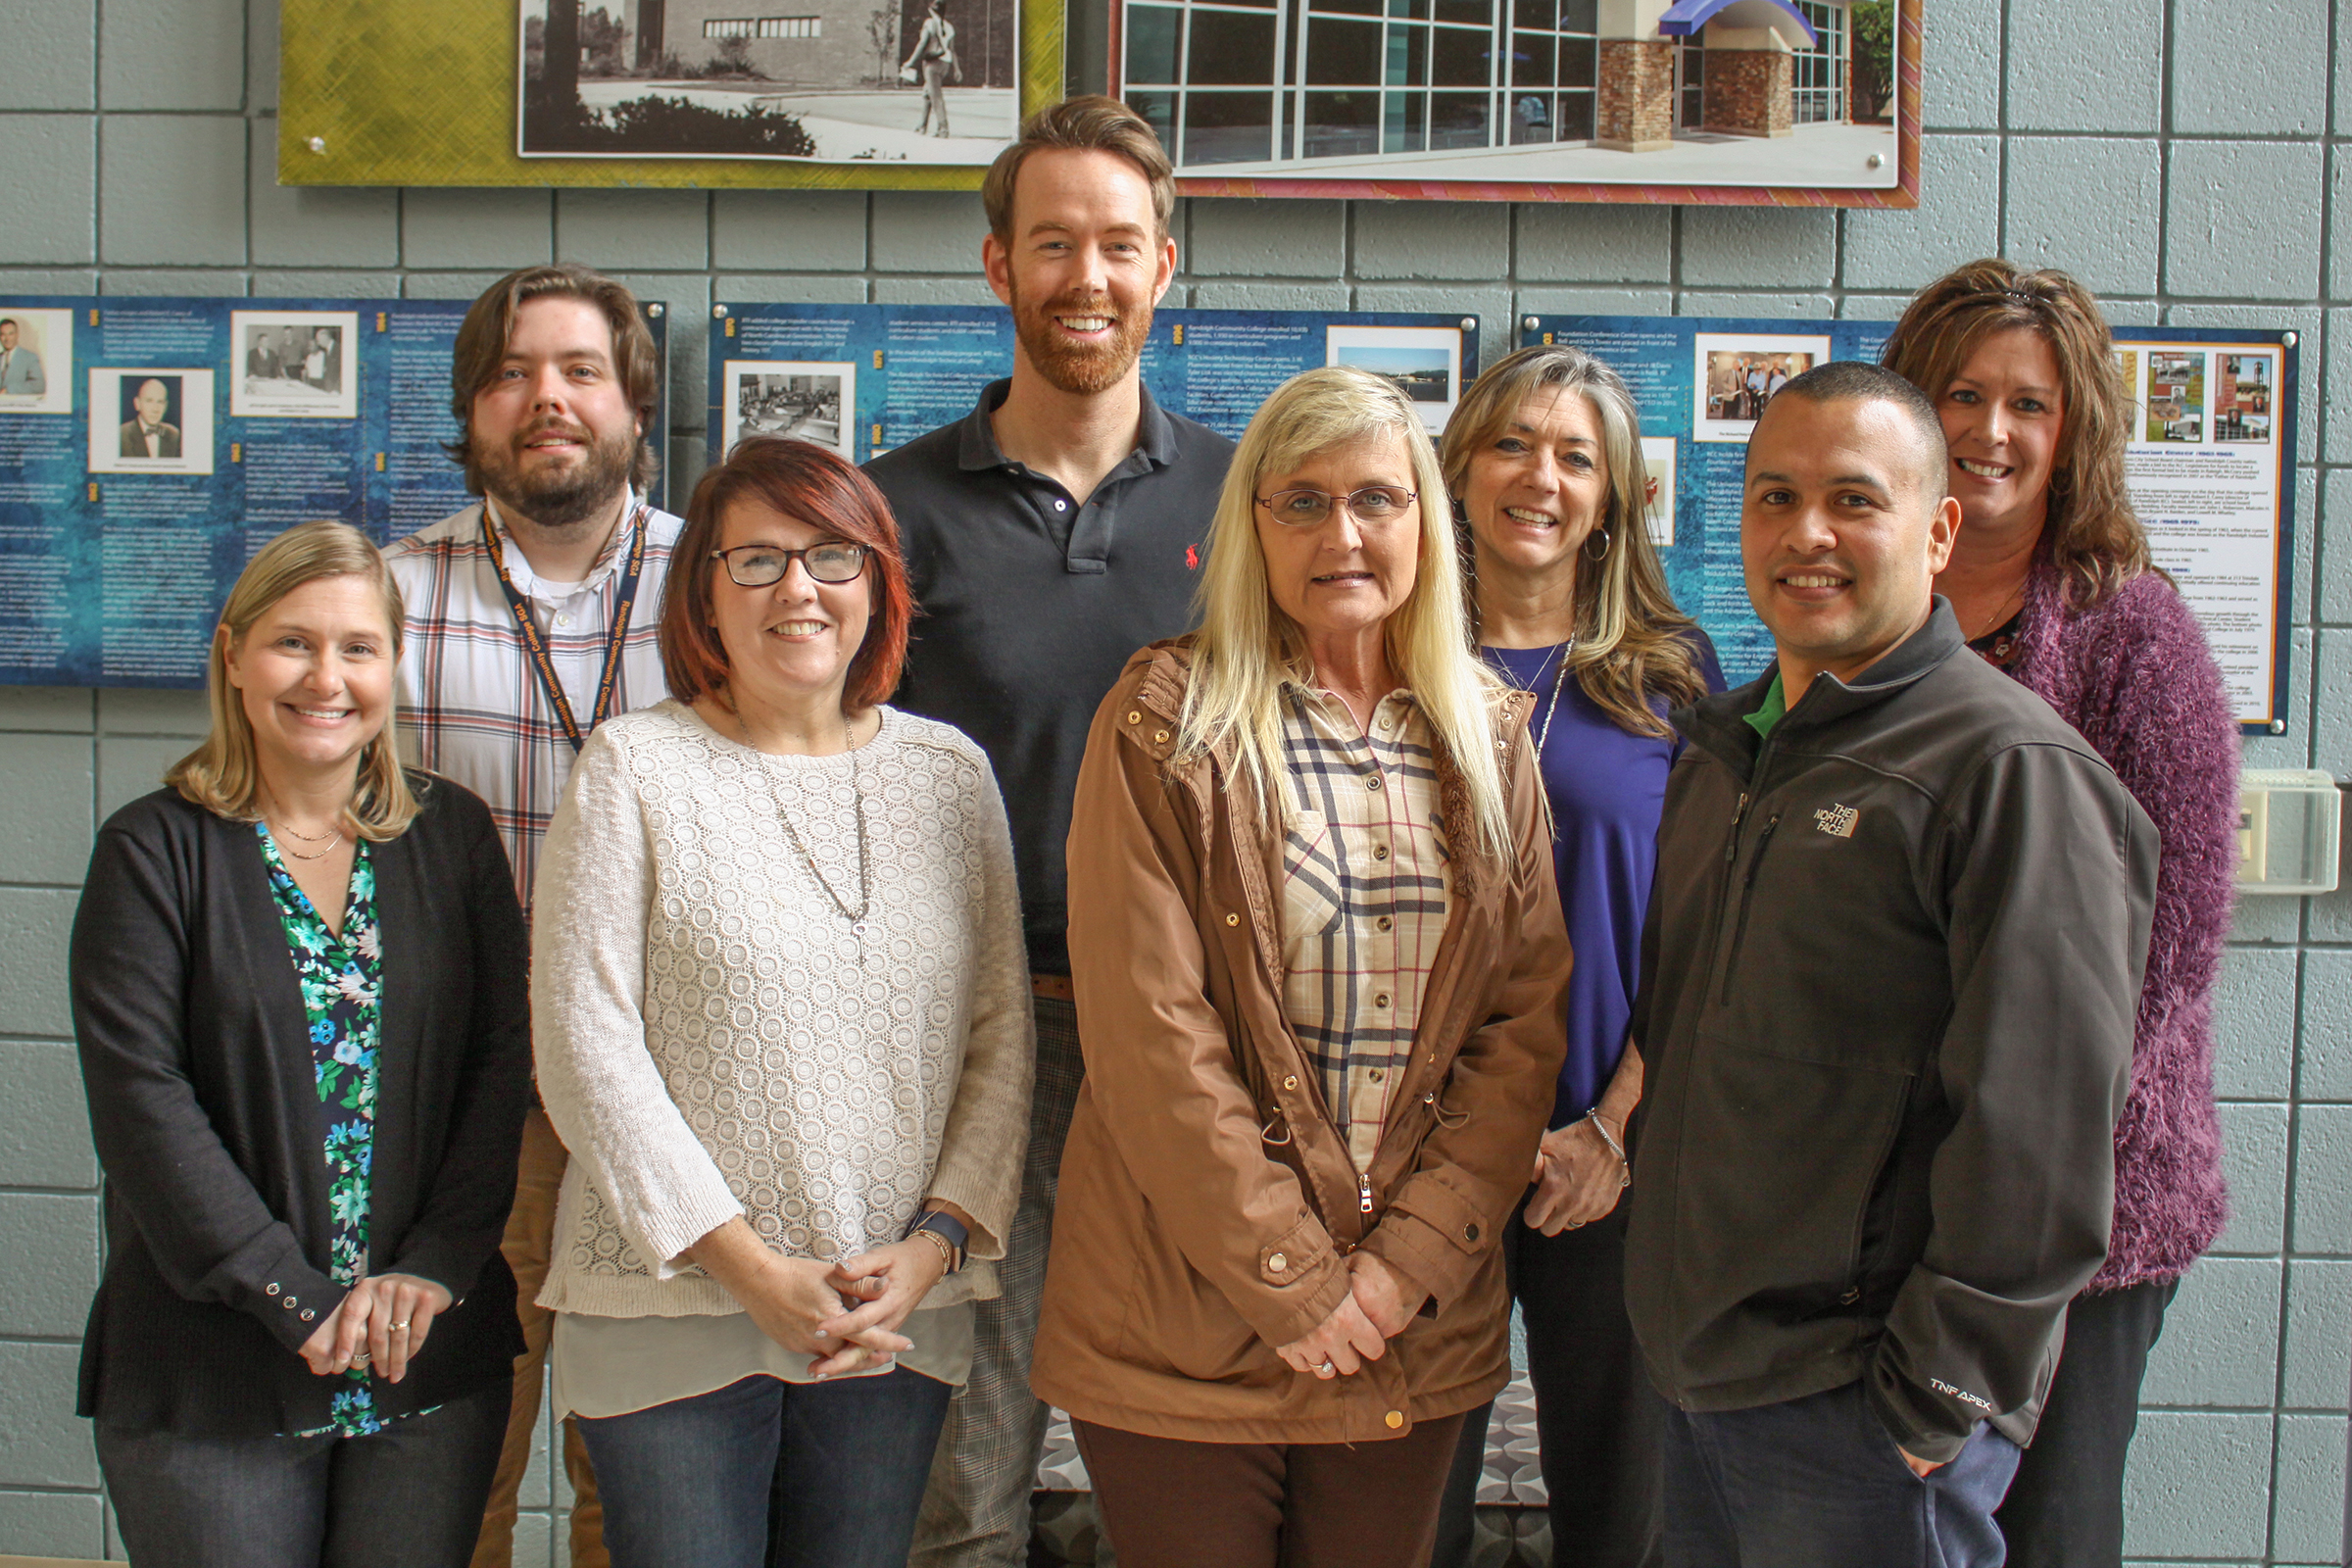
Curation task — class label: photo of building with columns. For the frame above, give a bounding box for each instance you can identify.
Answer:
[1117,0,1895,185]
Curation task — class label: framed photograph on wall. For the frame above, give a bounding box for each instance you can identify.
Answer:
[1111,0,1918,204]
[277,0,1062,190]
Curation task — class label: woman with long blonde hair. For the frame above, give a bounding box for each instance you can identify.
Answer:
[1427,343,1723,1568]
[1032,367,1572,1567]
[71,519,530,1567]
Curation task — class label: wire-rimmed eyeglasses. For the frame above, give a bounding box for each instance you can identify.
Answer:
[1252,486,1418,528]
[710,541,868,587]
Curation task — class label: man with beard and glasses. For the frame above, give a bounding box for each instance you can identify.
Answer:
[385,263,682,1568]
[863,95,1235,1568]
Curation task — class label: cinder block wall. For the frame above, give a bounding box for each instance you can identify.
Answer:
[1,0,2347,1561]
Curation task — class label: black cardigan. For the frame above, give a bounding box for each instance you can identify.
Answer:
[72,773,530,1437]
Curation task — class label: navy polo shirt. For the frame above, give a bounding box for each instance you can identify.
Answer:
[865,378,1235,975]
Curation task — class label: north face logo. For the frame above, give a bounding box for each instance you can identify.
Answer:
[1814,804,1859,838]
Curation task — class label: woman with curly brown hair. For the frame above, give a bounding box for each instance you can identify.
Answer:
[1884,260,2239,1568]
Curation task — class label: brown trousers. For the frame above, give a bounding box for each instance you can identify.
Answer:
[470,1106,608,1568]
[1073,1412,1467,1568]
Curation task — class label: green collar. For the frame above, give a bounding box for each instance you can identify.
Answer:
[1742,673,1788,740]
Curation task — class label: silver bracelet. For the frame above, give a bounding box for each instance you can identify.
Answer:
[1583,1108,1631,1188]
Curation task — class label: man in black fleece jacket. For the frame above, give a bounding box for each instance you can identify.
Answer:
[1624,363,2158,1568]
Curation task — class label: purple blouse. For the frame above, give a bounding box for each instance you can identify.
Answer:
[1484,634,1726,1129]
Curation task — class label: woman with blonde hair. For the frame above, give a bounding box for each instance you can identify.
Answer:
[71,519,531,1567]
[1032,366,1572,1567]
[1883,259,2238,1568]
[1428,342,1722,1568]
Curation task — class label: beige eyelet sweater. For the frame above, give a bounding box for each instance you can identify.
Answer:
[530,701,1034,1318]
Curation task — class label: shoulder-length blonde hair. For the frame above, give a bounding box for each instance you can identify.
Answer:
[1441,344,1709,739]
[169,519,419,839]
[1180,365,1513,863]
[1881,258,2149,609]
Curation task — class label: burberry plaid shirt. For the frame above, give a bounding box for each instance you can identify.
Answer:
[1275,685,1453,1172]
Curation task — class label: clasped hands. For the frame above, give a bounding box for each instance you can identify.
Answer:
[1274,1251,1424,1381]
[297,1272,454,1383]
[689,1214,954,1380]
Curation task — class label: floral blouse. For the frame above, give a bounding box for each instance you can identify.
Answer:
[258,825,401,1439]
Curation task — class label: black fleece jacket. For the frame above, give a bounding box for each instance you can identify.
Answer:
[1623,601,2158,1464]
[72,774,529,1437]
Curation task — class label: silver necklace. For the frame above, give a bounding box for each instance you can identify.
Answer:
[1525,639,1575,754]
[740,712,873,954]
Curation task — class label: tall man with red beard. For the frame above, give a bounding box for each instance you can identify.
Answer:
[386,264,684,1568]
[865,96,1235,1568]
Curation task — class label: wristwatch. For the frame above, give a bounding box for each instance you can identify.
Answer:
[906,1208,968,1274]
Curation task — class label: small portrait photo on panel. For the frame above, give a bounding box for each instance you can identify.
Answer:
[2144,350,2206,444]
[0,308,74,416]
[1691,333,1830,444]
[722,361,855,459]
[1640,435,1677,547]
[1325,324,1463,434]
[88,368,217,475]
[230,311,361,420]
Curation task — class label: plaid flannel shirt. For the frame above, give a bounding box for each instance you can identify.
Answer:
[1276,685,1453,1172]
[385,494,683,919]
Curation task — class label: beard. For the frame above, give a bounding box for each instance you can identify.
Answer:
[1008,279,1152,396]
[474,418,637,532]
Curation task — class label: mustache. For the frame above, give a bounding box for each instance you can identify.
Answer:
[514,419,595,449]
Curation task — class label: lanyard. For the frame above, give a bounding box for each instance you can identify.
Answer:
[478,501,648,753]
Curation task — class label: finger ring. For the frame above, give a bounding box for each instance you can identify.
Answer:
[389,1320,411,1332]
[351,1349,370,1367]
[1565,1221,1584,1231]
[1317,1359,1335,1374]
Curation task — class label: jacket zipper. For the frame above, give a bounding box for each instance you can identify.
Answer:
[1358,1171,1375,1215]
[1717,812,1782,1005]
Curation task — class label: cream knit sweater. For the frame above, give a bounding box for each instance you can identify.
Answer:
[531,701,1033,1318]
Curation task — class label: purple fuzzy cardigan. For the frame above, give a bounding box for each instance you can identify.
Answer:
[2008,555,2238,1291]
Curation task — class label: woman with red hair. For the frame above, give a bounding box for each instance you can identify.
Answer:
[529,436,1035,1568]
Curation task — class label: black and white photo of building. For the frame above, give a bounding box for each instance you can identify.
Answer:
[519,0,1019,163]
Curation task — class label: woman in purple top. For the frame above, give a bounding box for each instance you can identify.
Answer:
[1885,260,2239,1568]
[1428,344,1722,1568]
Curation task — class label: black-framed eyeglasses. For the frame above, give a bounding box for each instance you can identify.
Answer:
[710,541,868,587]
[1253,486,1418,528]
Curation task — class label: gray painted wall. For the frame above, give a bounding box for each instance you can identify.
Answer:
[1,0,2348,1560]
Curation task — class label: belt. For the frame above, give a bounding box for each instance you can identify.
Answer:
[1030,973,1076,1002]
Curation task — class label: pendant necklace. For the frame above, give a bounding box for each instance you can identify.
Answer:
[1528,638,1575,755]
[741,710,873,957]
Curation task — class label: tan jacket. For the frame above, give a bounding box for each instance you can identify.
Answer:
[1032,640,1572,1445]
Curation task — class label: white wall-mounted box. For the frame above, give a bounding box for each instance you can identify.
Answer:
[2237,770,2341,895]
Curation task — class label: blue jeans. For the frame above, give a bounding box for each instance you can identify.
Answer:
[575,1369,953,1568]
[96,1379,509,1568]
[1662,1379,2022,1568]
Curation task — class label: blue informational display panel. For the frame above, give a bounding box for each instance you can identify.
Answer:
[708,303,1481,461]
[0,296,668,689]
[1519,314,2297,732]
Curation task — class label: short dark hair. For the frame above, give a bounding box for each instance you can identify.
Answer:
[444,264,662,495]
[0,318,16,329]
[982,95,1176,245]
[659,437,914,714]
[1761,361,1950,500]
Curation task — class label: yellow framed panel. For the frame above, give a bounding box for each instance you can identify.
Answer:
[278,0,1064,189]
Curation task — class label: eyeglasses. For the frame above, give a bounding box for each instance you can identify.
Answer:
[710,541,868,587]
[1253,486,1418,528]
